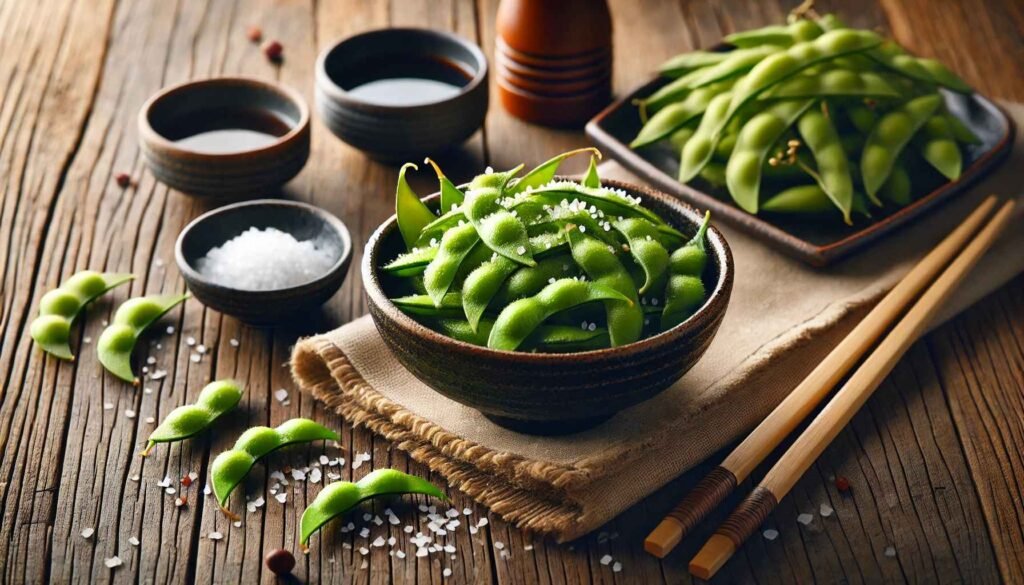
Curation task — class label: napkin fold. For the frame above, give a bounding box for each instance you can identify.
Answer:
[291,102,1024,541]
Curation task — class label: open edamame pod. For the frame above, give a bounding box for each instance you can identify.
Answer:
[300,469,445,549]
[395,163,437,250]
[142,379,243,456]
[97,293,189,385]
[30,270,134,360]
[211,418,339,519]
[860,93,942,200]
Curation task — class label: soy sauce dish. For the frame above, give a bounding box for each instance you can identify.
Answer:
[315,28,488,161]
[175,200,352,324]
[139,77,311,199]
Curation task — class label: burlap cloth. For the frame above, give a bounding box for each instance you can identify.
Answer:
[290,102,1024,542]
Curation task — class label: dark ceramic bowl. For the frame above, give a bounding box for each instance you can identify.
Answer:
[139,77,310,199]
[176,199,352,325]
[363,178,733,435]
[316,28,488,162]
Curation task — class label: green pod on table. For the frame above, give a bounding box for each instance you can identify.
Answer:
[211,418,339,518]
[566,229,643,347]
[723,18,824,48]
[30,270,134,361]
[395,163,437,250]
[725,98,816,214]
[643,46,777,113]
[658,50,731,78]
[300,469,445,548]
[487,278,630,351]
[422,223,481,305]
[613,218,670,294]
[508,148,599,194]
[632,83,731,149]
[663,212,711,329]
[97,293,189,385]
[762,69,899,99]
[796,105,855,223]
[424,158,465,212]
[860,93,942,201]
[142,379,243,456]
[917,115,963,180]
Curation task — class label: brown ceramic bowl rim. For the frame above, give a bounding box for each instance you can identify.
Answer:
[138,76,310,162]
[364,177,733,363]
[175,199,352,298]
[316,27,488,112]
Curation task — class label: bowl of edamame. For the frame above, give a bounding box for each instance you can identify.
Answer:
[362,150,733,435]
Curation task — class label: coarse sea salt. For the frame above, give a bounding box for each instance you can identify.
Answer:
[195,227,335,291]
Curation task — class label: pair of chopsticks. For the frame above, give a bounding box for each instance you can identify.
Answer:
[643,195,1015,579]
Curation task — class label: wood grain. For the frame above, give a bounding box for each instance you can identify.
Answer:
[0,0,1019,583]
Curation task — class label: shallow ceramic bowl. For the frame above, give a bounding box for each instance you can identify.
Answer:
[176,199,352,325]
[139,77,310,199]
[316,28,488,162]
[363,178,733,435]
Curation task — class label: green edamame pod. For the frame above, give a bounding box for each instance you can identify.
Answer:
[797,105,854,223]
[945,112,981,145]
[867,42,971,93]
[492,255,578,306]
[300,469,445,548]
[427,318,610,352]
[488,279,630,350]
[632,83,730,149]
[395,163,437,250]
[845,104,877,135]
[211,418,338,517]
[383,246,438,276]
[816,14,847,32]
[860,93,942,200]
[526,182,666,225]
[668,125,697,155]
[424,158,465,212]
[917,115,962,180]
[678,91,734,182]
[509,148,598,194]
[715,29,883,140]
[725,99,815,213]
[142,379,243,456]
[699,161,727,187]
[31,270,134,360]
[97,293,189,385]
[463,176,536,267]
[582,155,601,188]
[392,293,464,318]
[878,164,912,206]
[387,231,567,279]
[566,228,643,346]
[461,255,518,331]
[724,18,823,48]
[762,185,872,218]
[763,69,899,99]
[644,46,776,113]
[663,212,710,329]
[658,50,731,78]
[423,223,481,305]
[613,219,670,294]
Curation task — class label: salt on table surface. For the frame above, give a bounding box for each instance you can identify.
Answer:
[196,227,336,291]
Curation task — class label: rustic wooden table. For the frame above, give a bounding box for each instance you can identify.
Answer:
[2,0,1023,582]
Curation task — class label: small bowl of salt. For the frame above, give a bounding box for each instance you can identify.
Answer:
[175,199,352,324]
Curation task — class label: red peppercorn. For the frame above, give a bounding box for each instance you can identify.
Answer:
[262,40,283,62]
[115,172,131,188]
[264,548,295,576]
[246,25,263,43]
[835,475,851,493]
[181,475,193,487]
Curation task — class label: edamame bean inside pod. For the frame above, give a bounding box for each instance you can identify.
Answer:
[142,379,243,456]
[97,293,189,384]
[30,270,134,360]
[382,151,718,351]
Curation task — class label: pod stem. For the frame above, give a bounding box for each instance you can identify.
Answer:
[220,506,241,522]
[140,442,155,457]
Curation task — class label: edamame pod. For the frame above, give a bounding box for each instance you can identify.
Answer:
[508,148,598,194]
[460,255,518,331]
[463,175,536,267]
[567,228,643,347]
[613,219,670,294]
[658,50,730,78]
[663,212,711,329]
[492,255,579,306]
[724,18,823,48]
[392,293,464,318]
[878,164,912,206]
[867,42,971,93]
[395,163,437,250]
[917,115,962,180]
[583,155,601,188]
[762,184,872,218]
[488,279,631,350]
[526,182,665,225]
[424,158,465,212]
[423,223,481,305]
[797,105,855,223]
[211,418,339,518]
[643,46,776,113]
[632,83,731,148]
[861,93,942,200]
[763,69,899,99]
[142,379,243,456]
[31,270,134,360]
[725,99,815,213]
[300,469,445,548]
[97,293,189,384]
[427,318,611,352]
[678,91,734,182]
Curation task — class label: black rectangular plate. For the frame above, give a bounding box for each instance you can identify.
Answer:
[586,77,1014,267]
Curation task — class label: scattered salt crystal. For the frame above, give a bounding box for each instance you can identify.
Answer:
[229,338,239,347]
[150,370,167,380]
[275,389,289,403]
[600,554,612,566]
[291,469,306,481]
[186,337,196,346]
[157,477,172,488]
[396,550,406,559]
[359,527,370,538]
[404,526,414,533]
[146,356,156,365]
[104,556,123,568]
[797,513,813,525]
[494,541,504,550]
[319,455,329,465]
[363,513,373,522]
[477,518,489,527]
[80,528,94,539]
[372,536,386,547]
[165,487,176,495]
[469,526,478,535]
[612,561,622,573]
[145,417,155,424]
[359,547,370,556]
[125,410,136,419]
[275,493,286,504]
[416,547,429,558]
[463,508,472,516]
[389,515,400,526]
[129,536,140,546]
[190,354,200,363]
[884,545,896,558]
[443,544,456,553]
[446,508,460,518]
[443,568,452,577]
[763,529,779,541]
[820,503,834,517]
[208,531,223,540]
[524,544,534,551]
[309,468,322,484]
[233,520,241,528]
[387,536,396,546]
[195,227,336,291]
[83,336,92,344]
[196,344,207,354]
[103,403,113,411]
[373,515,383,526]
[144,387,153,394]
[129,475,140,482]
[166,326,175,334]
[203,485,211,495]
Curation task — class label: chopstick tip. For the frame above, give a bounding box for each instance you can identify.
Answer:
[644,518,684,558]
[689,533,735,580]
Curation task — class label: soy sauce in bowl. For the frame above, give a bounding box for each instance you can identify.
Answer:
[162,108,293,154]
[342,56,473,107]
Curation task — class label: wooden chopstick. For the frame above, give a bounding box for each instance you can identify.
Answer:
[644,195,1000,559]
[688,199,1016,580]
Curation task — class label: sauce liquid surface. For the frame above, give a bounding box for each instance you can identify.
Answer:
[342,56,472,106]
[164,108,292,154]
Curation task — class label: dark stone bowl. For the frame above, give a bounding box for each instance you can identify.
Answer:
[139,77,310,199]
[363,178,733,435]
[175,199,352,325]
[315,28,488,162]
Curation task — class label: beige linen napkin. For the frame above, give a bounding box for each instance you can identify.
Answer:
[291,102,1024,542]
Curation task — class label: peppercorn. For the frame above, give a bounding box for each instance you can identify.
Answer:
[115,173,131,188]
[246,25,262,43]
[264,548,295,576]
[262,40,283,62]
[835,475,851,493]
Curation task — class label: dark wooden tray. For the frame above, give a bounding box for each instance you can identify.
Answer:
[586,78,1014,266]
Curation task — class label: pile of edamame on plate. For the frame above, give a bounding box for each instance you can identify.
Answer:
[382,149,713,352]
[631,12,979,224]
